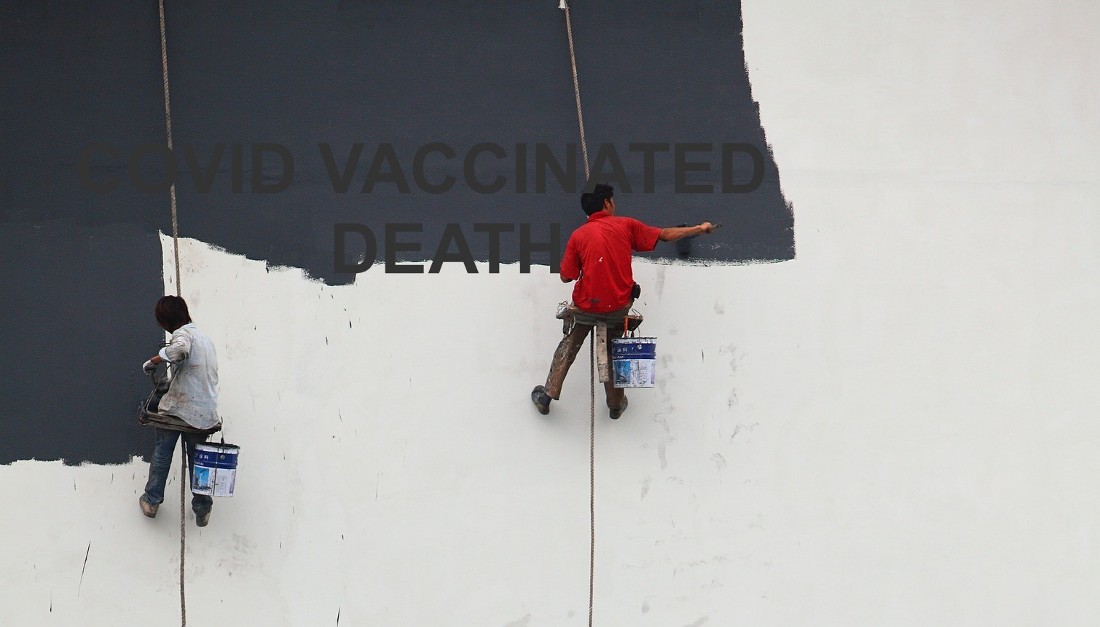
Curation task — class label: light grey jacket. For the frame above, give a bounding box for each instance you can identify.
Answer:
[157,323,220,430]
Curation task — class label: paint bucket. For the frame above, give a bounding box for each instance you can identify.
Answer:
[192,443,240,497]
[611,337,657,388]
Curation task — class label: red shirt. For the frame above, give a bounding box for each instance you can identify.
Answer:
[560,211,662,313]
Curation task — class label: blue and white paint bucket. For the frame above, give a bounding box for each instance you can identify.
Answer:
[611,337,657,388]
[192,443,240,497]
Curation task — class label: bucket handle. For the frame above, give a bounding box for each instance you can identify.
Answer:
[623,309,642,338]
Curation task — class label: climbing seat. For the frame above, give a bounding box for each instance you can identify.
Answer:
[137,365,221,435]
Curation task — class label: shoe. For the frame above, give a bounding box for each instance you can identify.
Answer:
[196,512,210,527]
[139,494,159,518]
[531,385,551,415]
[609,396,629,420]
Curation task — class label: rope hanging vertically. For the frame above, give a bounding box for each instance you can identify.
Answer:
[587,331,596,627]
[559,3,595,625]
[158,0,182,298]
[157,0,187,625]
[560,0,591,180]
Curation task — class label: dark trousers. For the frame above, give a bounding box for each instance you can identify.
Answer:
[544,304,630,410]
[143,427,213,516]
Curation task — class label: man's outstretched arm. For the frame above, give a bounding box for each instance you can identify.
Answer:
[658,222,715,242]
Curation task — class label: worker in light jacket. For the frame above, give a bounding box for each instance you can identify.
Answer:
[138,295,220,527]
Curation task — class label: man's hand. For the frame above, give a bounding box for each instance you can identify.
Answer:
[699,221,715,234]
[142,355,164,373]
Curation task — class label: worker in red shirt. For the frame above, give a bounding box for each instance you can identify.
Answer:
[532,183,715,419]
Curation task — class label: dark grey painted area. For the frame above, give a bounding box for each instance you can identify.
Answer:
[2,2,169,464]
[0,224,163,464]
[1,0,791,464]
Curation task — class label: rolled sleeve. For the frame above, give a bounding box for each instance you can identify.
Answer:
[629,219,662,252]
[162,332,191,363]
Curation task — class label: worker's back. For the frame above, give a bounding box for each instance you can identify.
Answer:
[562,212,660,313]
[158,323,220,430]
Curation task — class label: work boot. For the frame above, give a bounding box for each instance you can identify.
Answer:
[609,396,629,420]
[139,494,158,518]
[531,385,551,415]
[196,511,210,527]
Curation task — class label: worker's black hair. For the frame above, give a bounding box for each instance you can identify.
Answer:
[155,295,192,332]
[580,183,614,215]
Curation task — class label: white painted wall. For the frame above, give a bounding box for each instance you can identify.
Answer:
[3,1,1099,625]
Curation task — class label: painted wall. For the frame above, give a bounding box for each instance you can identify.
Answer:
[3,0,1100,625]
[0,0,789,464]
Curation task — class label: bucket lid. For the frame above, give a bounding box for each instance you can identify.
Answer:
[195,442,240,452]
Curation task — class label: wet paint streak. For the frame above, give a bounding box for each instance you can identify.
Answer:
[78,542,91,596]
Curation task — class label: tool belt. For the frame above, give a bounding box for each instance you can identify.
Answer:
[557,304,644,333]
[138,366,221,435]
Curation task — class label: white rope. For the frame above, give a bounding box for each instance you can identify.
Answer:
[588,335,596,627]
[157,0,186,624]
[558,2,595,625]
[560,0,591,180]
[158,0,182,298]
[178,445,187,627]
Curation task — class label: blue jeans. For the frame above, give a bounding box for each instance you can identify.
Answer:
[143,427,213,516]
